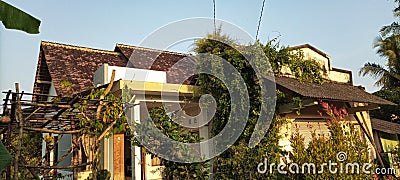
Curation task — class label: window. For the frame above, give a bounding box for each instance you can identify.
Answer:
[292,118,330,146]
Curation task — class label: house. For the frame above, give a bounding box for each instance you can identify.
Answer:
[371,118,400,175]
[31,41,395,179]
[32,41,193,179]
[277,44,394,160]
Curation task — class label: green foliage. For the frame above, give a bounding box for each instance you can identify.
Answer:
[70,87,131,177]
[380,0,400,38]
[290,102,373,179]
[263,38,323,84]
[360,0,400,89]
[144,106,210,179]
[392,144,400,166]
[359,35,400,88]
[194,32,299,178]
[86,169,111,180]
[0,1,41,34]
[291,97,303,115]
[74,89,129,136]
[3,133,41,179]
[370,87,400,122]
[0,141,12,173]
[191,31,325,178]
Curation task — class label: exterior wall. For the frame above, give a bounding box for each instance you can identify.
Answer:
[292,47,331,72]
[328,70,351,83]
[278,101,375,162]
[47,82,57,101]
[278,118,294,153]
[289,47,352,84]
[93,65,168,179]
[118,80,205,180]
[145,154,164,180]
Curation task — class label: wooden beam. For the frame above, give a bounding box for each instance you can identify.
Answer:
[36,80,52,84]
[18,101,71,108]
[14,83,23,180]
[2,90,11,116]
[347,104,380,114]
[354,112,385,167]
[40,95,80,128]
[278,99,319,114]
[22,162,91,169]
[23,127,81,134]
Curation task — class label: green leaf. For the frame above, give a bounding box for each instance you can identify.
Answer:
[0,1,41,34]
[0,141,12,172]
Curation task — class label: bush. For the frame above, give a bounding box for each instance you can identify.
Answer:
[290,101,373,179]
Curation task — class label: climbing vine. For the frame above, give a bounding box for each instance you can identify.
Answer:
[194,32,322,178]
[134,32,328,179]
[73,88,131,179]
[57,77,130,180]
[263,38,324,84]
[135,106,210,179]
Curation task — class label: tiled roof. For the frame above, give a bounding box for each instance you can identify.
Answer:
[33,41,127,97]
[371,118,400,134]
[34,41,394,107]
[275,76,396,105]
[33,42,196,101]
[115,44,194,85]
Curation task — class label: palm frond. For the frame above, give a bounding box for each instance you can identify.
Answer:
[380,22,400,37]
[359,62,388,79]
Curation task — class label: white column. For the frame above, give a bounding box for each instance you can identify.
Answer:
[131,101,142,180]
[103,134,114,175]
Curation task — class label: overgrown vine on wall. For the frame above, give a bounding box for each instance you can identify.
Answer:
[147,106,210,179]
[263,38,324,84]
[134,31,328,179]
[194,32,323,178]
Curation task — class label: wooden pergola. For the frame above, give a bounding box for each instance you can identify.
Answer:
[1,82,123,180]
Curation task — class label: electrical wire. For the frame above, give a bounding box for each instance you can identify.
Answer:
[255,0,266,40]
[213,0,216,34]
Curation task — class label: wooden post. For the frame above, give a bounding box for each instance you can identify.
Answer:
[354,112,385,167]
[91,136,96,180]
[71,120,79,180]
[6,115,11,180]
[113,134,125,180]
[14,83,23,180]
[3,90,12,180]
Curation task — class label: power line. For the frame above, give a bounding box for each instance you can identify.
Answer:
[213,0,216,34]
[255,0,266,40]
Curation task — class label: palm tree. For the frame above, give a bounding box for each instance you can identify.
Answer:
[359,35,400,89]
[380,0,400,38]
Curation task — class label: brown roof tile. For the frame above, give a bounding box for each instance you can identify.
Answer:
[35,41,126,96]
[371,118,400,134]
[275,76,396,105]
[115,44,194,85]
[33,42,197,100]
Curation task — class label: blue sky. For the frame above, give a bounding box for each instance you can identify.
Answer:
[0,0,396,98]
